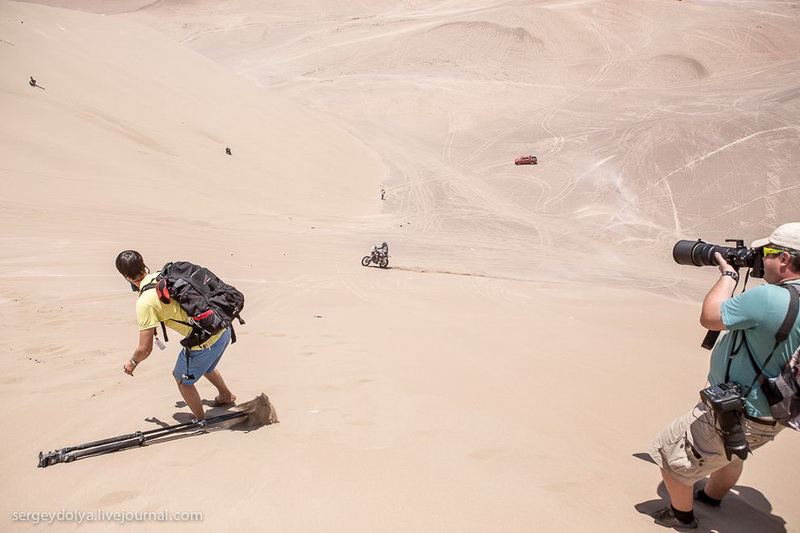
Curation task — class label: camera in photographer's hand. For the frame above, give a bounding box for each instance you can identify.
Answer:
[673,239,764,278]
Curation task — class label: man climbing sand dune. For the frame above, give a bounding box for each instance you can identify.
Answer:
[116,250,239,424]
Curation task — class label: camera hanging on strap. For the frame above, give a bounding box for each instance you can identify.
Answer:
[700,283,800,460]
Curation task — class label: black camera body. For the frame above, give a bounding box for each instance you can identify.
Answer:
[699,382,750,461]
[673,239,764,278]
[700,382,745,413]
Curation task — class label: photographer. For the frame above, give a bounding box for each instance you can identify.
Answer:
[649,223,800,530]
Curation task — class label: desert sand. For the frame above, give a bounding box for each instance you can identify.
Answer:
[1,0,799,531]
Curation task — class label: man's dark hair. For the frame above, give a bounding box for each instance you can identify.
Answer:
[115,250,147,279]
[790,252,800,273]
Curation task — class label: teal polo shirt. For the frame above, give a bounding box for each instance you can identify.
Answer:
[709,281,800,417]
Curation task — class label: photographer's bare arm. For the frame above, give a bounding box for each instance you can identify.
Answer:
[699,252,738,331]
[124,329,155,376]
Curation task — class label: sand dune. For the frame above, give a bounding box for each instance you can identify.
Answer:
[112,0,800,270]
[2,0,799,531]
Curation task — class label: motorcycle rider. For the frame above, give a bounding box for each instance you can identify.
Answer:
[362,242,390,268]
[371,243,388,260]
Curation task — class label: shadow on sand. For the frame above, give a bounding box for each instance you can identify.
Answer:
[633,454,786,532]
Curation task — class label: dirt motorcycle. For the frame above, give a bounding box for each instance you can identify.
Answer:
[361,250,389,268]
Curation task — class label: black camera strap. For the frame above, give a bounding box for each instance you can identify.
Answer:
[739,283,800,395]
[724,330,744,383]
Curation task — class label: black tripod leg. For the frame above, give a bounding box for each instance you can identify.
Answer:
[38,410,248,467]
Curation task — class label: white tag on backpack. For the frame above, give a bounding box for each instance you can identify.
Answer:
[154,337,166,350]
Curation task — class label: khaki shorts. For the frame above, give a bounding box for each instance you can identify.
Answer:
[649,402,784,485]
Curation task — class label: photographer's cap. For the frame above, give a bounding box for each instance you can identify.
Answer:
[751,222,800,251]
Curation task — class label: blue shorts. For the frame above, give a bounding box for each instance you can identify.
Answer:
[173,328,231,385]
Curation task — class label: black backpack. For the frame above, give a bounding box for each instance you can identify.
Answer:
[141,261,245,348]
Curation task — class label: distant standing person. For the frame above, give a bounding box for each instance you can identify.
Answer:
[225,147,232,155]
[380,188,385,200]
[29,76,36,87]
[115,250,237,423]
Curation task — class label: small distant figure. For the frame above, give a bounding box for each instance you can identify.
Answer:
[29,76,45,90]
[225,147,232,155]
[380,188,385,200]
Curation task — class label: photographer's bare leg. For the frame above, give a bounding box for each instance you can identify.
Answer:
[660,468,694,511]
[703,461,743,501]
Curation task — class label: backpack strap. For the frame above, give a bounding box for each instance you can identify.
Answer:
[138,280,169,343]
[777,283,800,344]
[139,281,156,294]
[743,283,800,393]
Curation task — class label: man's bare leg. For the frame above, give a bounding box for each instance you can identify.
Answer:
[175,378,205,421]
[204,368,236,404]
[703,460,743,501]
[660,468,694,511]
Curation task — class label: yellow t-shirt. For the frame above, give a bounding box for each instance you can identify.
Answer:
[136,272,224,350]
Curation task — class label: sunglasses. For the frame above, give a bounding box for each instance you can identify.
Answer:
[125,273,147,292]
[762,246,791,258]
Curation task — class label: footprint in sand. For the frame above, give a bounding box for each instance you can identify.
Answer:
[95,490,140,506]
